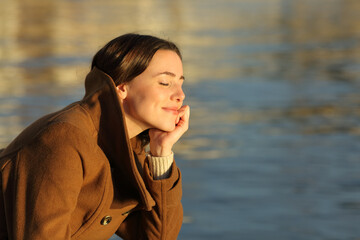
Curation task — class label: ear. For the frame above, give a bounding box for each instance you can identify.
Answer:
[116,83,128,100]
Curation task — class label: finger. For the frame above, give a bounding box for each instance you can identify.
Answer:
[175,106,190,131]
[175,114,180,124]
[183,105,190,121]
[179,105,190,123]
[176,105,189,126]
[175,105,187,124]
[177,105,189,118]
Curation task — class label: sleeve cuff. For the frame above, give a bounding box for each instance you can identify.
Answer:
[147,152,174,180]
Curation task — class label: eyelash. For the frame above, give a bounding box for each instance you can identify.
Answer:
[159,82,170,86]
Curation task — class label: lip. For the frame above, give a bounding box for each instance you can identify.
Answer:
[162,107,179,115]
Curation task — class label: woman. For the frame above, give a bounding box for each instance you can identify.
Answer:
[0,33,189,240]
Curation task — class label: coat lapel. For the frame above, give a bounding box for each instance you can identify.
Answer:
[81,67,155,210]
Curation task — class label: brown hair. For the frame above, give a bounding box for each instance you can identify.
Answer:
[91,33,182,147]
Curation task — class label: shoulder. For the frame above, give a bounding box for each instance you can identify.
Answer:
[1,104,101,183]
[51,103,97,138]
[19,122,87,164]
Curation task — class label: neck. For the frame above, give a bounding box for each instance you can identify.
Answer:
[120,99,149,139]
[123,114,147,139]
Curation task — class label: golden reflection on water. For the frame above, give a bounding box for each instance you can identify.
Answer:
[2,1,360,239]
[1,0,360,148]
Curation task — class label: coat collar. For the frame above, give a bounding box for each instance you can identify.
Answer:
[81,67,155,211]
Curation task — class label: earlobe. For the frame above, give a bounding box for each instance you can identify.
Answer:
[116,84,128,100]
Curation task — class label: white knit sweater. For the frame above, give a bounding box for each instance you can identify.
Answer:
[147,152,174,180]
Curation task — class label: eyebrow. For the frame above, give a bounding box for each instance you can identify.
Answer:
[156,71,185,80]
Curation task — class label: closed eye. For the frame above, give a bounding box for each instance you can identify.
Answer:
[159,82,170,86]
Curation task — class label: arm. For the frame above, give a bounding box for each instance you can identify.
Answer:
[6,124,83,239]
[117,105,190,239]
[117,158,183,240]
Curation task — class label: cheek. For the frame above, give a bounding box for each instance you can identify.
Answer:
[124,95,147,116]
[128,87,170,116]
[145,90,167,106]
[133,95,158,116]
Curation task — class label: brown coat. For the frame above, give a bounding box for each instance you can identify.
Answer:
[0,68,183,240]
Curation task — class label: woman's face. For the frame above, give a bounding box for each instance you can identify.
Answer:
[119,50,185,133]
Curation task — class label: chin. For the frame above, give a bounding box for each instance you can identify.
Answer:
[157,123,176,132]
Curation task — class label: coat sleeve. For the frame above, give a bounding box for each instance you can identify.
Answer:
[116,159,183,240]
[5,124,83,240]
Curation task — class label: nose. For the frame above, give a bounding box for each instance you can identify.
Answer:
[172,85,185,103]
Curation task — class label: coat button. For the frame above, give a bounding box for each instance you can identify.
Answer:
[100,215,112,225]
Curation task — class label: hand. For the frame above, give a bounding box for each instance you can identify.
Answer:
[149,105,190,157]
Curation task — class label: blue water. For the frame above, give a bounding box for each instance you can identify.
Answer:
[1,0,360,239]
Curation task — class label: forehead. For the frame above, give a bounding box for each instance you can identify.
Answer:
[146,50,183,74]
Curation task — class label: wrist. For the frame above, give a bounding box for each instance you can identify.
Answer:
[147,152,174,180]
[150,145,172,157]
